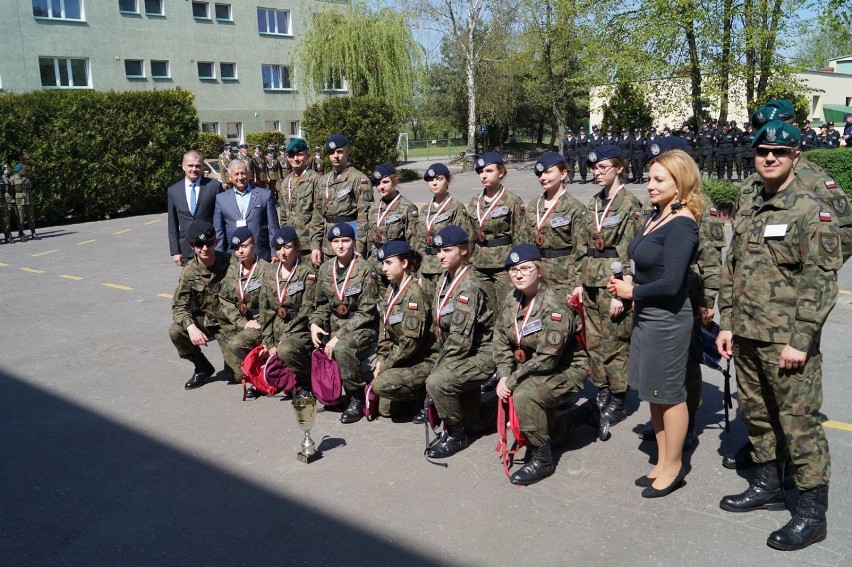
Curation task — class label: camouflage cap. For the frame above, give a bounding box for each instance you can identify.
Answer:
[751,120,800,148]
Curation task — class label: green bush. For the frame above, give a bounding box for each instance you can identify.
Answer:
[302,95,399,173]
[802,150,852,198]
[198,132,226,159]
[701,176,740,210]
[246,131,289,150]
[398,168,420,183]
[0,88,198,224]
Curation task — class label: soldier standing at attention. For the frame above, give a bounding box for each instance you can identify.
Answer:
[218,144,233,189]
[603,126,617,145]
[563,130,579,183]
[740,124,755,178]
[0,163,13,243]
[715,122,736,182]
[697,121,715,176]
[265,145,281,195]
[250,145,268,188]
[578,145,643,434]
[309,134,373,265]
[278,138,319,254]
[425,225,496,458]
[630,127,646,184]
[576,126,590,183]
[589,125,603,148]
[10,164,39,241]
[168,220,232,390]
[717,120,839,551]
[237,143,250,165]
[680,121,697,160]
[468,152,526,308]
[310,223,379,423]
[729,120,744,180]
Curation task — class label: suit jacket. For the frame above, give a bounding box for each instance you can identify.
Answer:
[167,176,222,259]
[214,185,280,261]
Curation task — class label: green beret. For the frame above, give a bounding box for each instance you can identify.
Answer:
[285,138,308,153]
[751,120,800,148]
[13,164,23,172]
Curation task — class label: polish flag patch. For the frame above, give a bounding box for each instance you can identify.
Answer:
[307,274,317,281]
[407,302,418,310]
[820,211,833,222]
[825,180,837,189]
[458,294,469,304]
[710,208,718,216]
[550,312,563,322]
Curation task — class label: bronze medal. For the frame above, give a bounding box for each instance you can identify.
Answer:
[478,231,485,243]
[374,233,383,243]
[514,348,527,363]
[594,238,605,251]
[426,235,433,246]
[535,233,544,246]
[277,306,287,318]
[337,304,349,316]
[239,302,248,315]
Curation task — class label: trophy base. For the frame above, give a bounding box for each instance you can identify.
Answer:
[296,450,323,464]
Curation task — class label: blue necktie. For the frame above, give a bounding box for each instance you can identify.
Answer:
[189,183,197,215]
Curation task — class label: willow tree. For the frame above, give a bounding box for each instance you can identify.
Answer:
[296,6,422,119]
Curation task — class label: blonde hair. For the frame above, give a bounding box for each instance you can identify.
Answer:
[647,150,705,218]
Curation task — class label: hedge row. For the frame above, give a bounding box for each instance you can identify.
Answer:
[802,150,852,197]
[0,88,199,224]
[199,132,226,159]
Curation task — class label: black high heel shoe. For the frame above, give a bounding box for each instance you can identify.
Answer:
[635,475,656,488]
[641,467,686,498]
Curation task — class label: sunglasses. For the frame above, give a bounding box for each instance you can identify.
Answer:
[192,240,215,249]
[754,147,796,158]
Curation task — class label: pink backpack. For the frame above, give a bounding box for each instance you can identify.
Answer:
[310,349,343,406]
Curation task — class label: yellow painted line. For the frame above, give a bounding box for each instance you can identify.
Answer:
[77,239,96,245]
[839,289,852,296]
[114,229,132,235]
[32,249,57,257]
[823,420,852,432]
[0,262,8,267]
[102,283,133,291]
[20,267,45,273]
[157,293,173,299]
[144,219,161,225]
[60,274,84,280]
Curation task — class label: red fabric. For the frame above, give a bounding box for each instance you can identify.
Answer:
[310,349,343,406]
[241,346,278,400]
[264,353,297,393]
[495,395,526,477]
[567,294,587,352]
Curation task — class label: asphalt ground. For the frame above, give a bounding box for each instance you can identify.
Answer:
[1,163,851,565]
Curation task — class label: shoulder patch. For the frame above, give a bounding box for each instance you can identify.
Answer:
[361,178,369,185]
[458,294,469,304]
[307,273,317,281]
[821,234,839,254]
[710,223,724,241]
[550,312,562,322]
[411,209,419,217]
[832,197,848,215]
[820,211,832,222]
[452,310,466,325]
[407,301,418,310]
[825,180,837,190]
[634,211,641,219]
[370,271,378,279]
[519,203,526,213]
[546,330,562,346]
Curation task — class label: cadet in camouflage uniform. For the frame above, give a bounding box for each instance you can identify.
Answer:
[278,138,320,252]
[425,225,496,458]
[521,152,587,297]
[309,134,373,263]
[168,220,232,390]
[310,223,379,423]
[257,226,318,397]
[371,240,437,420]
[717,120,839,551]
[1,163,13,243]
[494,245,591,485]
[468,152,526,309]
[10,164,39,240]
[578,145,643,430]
[216,227,272,384]
[250,145,268,188]
[419,163,475,298]
[264,145,281,194]
[219,144,233,189]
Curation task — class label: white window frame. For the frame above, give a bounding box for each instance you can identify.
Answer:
[289,121,301,137]
[33,0,85,21]
[124,59,145,78]
[220,62,237,81]
[257,8,291,36]
[214,3,232,22]
[39,56,91,89]
[261,64,292,91]
[197,61,216,80]
[144,0,163,16]
[201,122,220,134]
[226,122,243,143]
[191,1,210,20]
[264,120,281,131]
[118,0,138,14]
[322,74,348,93]
[151,59,170,79]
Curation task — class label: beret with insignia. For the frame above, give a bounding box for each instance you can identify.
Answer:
[474,151,504,173]
[325,133,348,154]
[371,163,396,185]
[285,138,309,153]
[327,222,355,241]
[379,239,412,260]
[186,220,215,244]
[230,226,254,246]
[587,144,624,165]
[505,243,541,268]
[534,152,566,177]
[434,225,468,247]
[272,226,298,247]
[423,162,450,181]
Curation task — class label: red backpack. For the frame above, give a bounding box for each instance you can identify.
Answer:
[241,347,297,400]
[495,395,526,477]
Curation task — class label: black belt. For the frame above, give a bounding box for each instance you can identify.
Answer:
[588,247,618,258]
[539,247,572,258]
[324,214,356,223]
[481,236,512,247]
[425,247,437,256]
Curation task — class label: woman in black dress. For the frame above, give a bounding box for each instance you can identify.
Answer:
[608,149,702,498]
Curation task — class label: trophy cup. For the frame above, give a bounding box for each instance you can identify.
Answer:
[291,395,322,463]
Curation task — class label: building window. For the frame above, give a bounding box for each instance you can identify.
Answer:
[214,3,231,21]
[118,0,137,13]
[201,122,219,134]
[257,8,290,36]
[197,61,215,80]
[289,121,301,137]
[226,122,242,142]
[264,121,280,131]
[124,59,145,78]
[144,0,163,15]
[262,64,291,90]
[323,74,347,93]
[39,57,90,88]
[220,62,237,80]
[33,0,84,20]
[191,1,209,19]
[151,60,170,79]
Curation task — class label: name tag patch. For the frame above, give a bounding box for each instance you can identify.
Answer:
[601,214,621,228]
[440,303,455,316]
[434,212,451,224]
[491,206,510,218]
[522,320,542,336]
[344,283,362,296]
[550,217,571,228]
[337,187,352,200]
[388,313,403,325]
[384,214,401,225]
[763,224,787,238]
[287,281,305,295]
[245,280,262,293]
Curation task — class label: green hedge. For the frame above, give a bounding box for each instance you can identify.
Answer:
[246,131,289,150]
[302,95,399,173]
[0,88,199,224]
[199,132,226,159]
[701,176,740,210]
[802,150,852,198]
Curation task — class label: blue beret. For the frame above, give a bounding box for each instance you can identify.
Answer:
[285,138,308,153]
[844,114,852,121]
[186,220,215,244]
[13,164,23,172]
[474,151,504,173]
[751,100,796,128]
[534,152,567,177]
[649,126,657,133]
[327,222,355,241]
[634,127,641,133]
[752,120,800,148]
[272,226,298,247]
[505,244,541,268]
[371,163,397,185]
[377,239,411,261]
[645,136,689,161]
[433,225,468,248]
[587,144,625,165]
[325,133,348,154]
[423,163,451,181]
[230,226,254,246]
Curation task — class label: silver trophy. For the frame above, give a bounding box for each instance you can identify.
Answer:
[292,395,322,463]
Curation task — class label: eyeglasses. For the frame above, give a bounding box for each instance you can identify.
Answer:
[593,164,613,173]
[192,240,215,249]
[754,147,796,158]
[508,266,536,277]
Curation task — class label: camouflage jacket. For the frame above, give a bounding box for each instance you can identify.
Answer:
[719,174,841,351]
[418,196,475,275]
[171,251,231,331]
[432,266,495,372]
[310,165,373,256]
[377,278,436,370]
[468,187,526,270]
[259,260,318,349]
[580,186,644,287]
[217,258,273,332]
[364,193,425,262]
[310,256,379,337]
[278,168,320,246]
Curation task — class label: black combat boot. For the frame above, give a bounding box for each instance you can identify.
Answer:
[480,373,499,393]
[510,443,555,485]
[340,392,365,424]
[18,231,26,242]
[185,354,214,390]
[722,441,755,469]
[29,230,40,240]
[3,232,12,243]
[412,408,428,424]
[595,386,611,411]
[601,391,627,425]
[719,461,786,512]
[767,485,828,551]
[425,424,468,458]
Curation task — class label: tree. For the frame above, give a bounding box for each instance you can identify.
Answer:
[601,81,654,133]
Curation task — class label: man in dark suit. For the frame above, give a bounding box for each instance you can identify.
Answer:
[213,159,279,261]
[167,150,222,266]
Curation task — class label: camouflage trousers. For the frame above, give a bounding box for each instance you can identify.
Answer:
[222,326,262,382]
[372,359,434,417]
[169,320,231,376]
[513,366,585,447]
[426,354,495,428]
[583,287,632,394]
[4,196,21,233]
[274,332,312,390]
[331,328,376,393]
[734,337,830,490]
[477,268,512,316]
